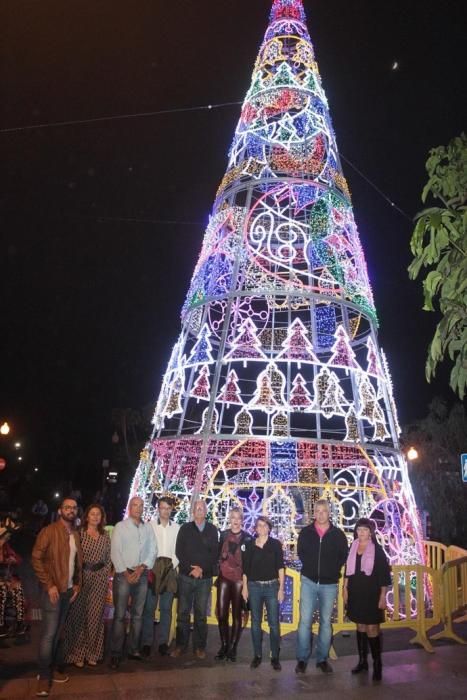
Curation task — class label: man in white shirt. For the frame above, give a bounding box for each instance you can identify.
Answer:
[141,497,179,657]
[109,496,156,669]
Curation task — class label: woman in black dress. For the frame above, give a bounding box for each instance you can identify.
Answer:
[215,507,252,662]
[343,518,391,681]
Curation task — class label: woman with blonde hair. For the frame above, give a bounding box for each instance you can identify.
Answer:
[215,507,252,662]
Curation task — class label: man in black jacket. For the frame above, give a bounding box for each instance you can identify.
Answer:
[295,499,348,674]
[171,499,218,659]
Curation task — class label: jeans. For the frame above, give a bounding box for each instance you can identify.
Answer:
[248,580,280,659]
[38,588,73,681]
[141,587,174,648]
[175,574,212,651]
[110,571,148,657]
[296,576,337,663]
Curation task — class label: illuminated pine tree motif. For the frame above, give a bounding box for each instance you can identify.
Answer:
[249,368,280,412]
[290,373,313,409]
[190,364,211,402]
[129,0,424,573]
[216,369,243,407]
[328,325,359,370]
[276,318,319,367]
[224,318,267,367]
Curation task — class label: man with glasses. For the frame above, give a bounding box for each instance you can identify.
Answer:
[32,497,83,697]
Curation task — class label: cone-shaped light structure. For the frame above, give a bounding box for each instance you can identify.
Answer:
[129,0,424,568]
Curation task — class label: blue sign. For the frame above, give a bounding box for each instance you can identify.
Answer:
[462,454,467,483]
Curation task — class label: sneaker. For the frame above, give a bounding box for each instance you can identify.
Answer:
[128,652,145,661]
[74,661,85,668]
[87,659,97,666]
[295,660,307,674]
[195,648,206,659]
[271,658,282,671]
[316,660,333,673]
[36,678,50,697]
[52,670,70,683]
[141,645,151,658]
[158,643,169,656]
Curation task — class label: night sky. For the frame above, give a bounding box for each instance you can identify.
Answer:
[2,1,466,491]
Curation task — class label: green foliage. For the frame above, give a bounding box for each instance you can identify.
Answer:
[403,398,467,547]
[408,134,467,399]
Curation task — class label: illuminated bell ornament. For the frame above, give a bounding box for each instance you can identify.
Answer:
[372,404,390,442]
[196,407,219,435]
[271,411,288,437]
[163,376,184,418]
[234,408,254,435]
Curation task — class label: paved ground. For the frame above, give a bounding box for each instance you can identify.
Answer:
[1,622,466,699]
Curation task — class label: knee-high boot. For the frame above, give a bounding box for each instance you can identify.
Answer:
[351,631,368,673]
[368,635,382,681]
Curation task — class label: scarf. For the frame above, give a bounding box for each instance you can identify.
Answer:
[346,539,375,576]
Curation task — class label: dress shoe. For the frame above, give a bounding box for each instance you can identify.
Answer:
[271,657,282,671]
[295,660,307,674]
[250,656,262,669]
[316,660,333,673]
[110,656,120,670]
[35,678,50,697]
[158,643,170,656]
[141,645,151,658]
[195,648,206,659]
[52,671,69,683]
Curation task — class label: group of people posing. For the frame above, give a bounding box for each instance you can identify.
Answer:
[31,495,391,698]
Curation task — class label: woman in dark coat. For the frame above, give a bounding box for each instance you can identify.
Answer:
[215,507,252,662]
[343,518,391,681]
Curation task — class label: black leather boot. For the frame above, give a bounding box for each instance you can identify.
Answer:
[351,631,369,673]
[215,643,228,661]
[368,635,382,681]
[227,643,238,661]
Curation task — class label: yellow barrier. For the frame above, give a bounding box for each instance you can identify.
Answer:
[430,555,467,645]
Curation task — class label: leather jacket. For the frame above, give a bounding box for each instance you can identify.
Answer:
[32,520,83,593]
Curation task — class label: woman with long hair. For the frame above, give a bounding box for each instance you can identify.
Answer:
[242,516,284,671]
[63,504,111,667]
[215,507,252,662]
[343,518,391,681]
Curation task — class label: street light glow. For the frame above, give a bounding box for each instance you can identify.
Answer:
[407,447,419,461]
[0,422,10,435]
[14,442,21,449]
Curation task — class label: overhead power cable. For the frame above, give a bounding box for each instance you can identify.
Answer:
[1,99,413,222]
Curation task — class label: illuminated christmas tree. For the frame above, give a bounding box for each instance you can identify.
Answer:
[129,0,424,570]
